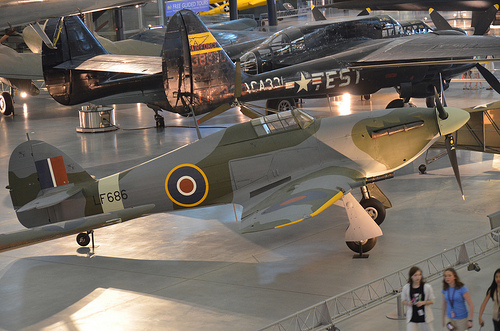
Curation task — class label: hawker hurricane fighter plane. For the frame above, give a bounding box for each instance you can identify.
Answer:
[1,97,469,254]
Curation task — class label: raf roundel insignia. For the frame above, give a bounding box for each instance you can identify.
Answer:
[165,164,209,207]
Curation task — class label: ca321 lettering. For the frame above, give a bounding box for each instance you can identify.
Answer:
[97,190,128,205]
[244,76,283,91]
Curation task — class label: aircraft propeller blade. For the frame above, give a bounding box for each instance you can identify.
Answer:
[439,73,448,107]
[433,87,448,120]
[475,63,500,94]
[429,8,454,31]
[434,86,465,199]
[445,134,465,200]
[238,102,262,119]
[196,103,231,124]
[235,61,242,98]
[357,8,371,16]
[473,4,499,35]
[311,5,327,21]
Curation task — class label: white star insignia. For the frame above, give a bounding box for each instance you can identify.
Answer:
[296,72,311,93]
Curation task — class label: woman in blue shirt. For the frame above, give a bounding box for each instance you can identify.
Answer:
[442,267,474,331]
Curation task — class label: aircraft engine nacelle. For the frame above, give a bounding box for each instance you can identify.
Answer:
[162,9,237,116]
[397,80,450,99]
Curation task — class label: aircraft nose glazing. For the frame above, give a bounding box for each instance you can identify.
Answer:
[438,107,470,136]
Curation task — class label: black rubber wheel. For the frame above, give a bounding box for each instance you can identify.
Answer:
[360,198,386,225]
[266,98,295,112]
[0,92,14,116]
[76,232,91,246]
[363,94,371,100]
[346,237,377,253]
[386,98,405,109]
[418,164,427,174]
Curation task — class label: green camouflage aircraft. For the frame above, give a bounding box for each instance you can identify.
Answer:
[2,99,469,253]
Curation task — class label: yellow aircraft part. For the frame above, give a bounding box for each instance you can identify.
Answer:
[188,32,222,55]
[199,0,266,16]
[274,191,344,229]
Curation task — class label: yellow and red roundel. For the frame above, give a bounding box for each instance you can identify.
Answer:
[165,164,209,207]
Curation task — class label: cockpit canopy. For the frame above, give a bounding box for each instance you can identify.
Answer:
[240,15,420,74]
[251,109,314,136]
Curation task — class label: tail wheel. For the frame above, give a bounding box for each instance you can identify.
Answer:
[360,198,386,225]
[346,237,377,253]
[0,92,14,116]
[76,232,91,246]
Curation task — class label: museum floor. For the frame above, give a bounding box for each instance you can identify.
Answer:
[0,84,498,331]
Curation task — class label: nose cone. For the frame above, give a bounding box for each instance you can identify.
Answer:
[438,107,470,136]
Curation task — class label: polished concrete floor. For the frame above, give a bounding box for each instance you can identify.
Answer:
[0,84,499,331]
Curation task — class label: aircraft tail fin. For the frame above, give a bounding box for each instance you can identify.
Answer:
[162,9,237,115]
[43,16,108,65]
[8,140,96,229]
[42,16,109,105]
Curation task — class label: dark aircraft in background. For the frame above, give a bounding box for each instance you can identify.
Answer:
[325,0,497,11]
[239,5,497,110]
[0,0,152,115]
[239,12,434,109]
[40,9,500,124]
[0,18,271,117]
[323,0,499,37]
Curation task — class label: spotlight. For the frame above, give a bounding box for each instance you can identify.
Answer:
[467,262,480,272]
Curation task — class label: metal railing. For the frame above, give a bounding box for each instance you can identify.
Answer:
[259,226,500,331]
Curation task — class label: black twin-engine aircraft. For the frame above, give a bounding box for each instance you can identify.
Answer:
[42,9,500,122]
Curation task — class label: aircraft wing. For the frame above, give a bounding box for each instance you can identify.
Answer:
[54,54,162,75]
[0,204,155,252]
[0,0,148,29]
[353,34,500,64]
[239,167,357,233]
[0,45,42,80]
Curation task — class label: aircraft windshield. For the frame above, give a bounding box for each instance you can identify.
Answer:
[251,109,314,136]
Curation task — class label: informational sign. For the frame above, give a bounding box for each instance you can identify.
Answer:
[165,0,209,17]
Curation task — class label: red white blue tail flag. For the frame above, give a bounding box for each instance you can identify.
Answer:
[35,156,69,189]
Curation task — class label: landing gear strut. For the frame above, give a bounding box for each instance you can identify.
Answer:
[154,110,165,128]
[344,184,388,254]
[360,185,386,225]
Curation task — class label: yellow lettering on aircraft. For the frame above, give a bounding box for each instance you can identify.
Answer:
[188,32,222,55]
